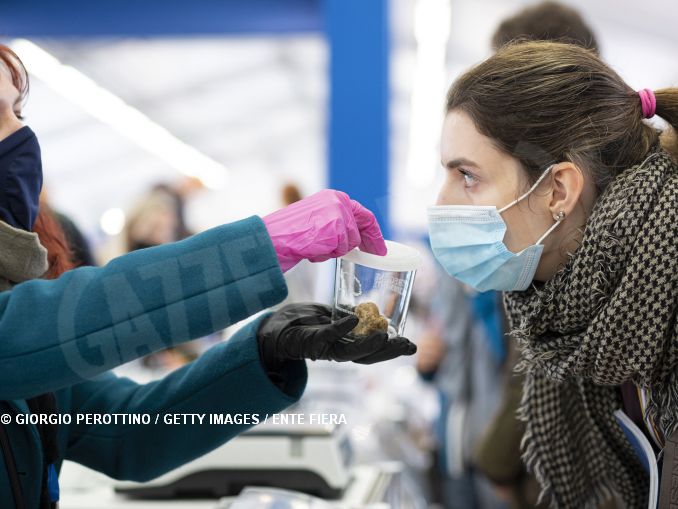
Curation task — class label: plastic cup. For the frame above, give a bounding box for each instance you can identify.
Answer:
[332,240,422,338]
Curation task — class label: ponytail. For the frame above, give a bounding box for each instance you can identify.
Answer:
[654,88,678,134]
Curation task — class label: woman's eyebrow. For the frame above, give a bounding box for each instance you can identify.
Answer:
[442,157,480,169]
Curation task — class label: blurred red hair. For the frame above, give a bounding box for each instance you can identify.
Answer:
[33,207,74,279]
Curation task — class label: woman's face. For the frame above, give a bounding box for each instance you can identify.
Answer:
[0,59,22,119]
[436,109,557,257]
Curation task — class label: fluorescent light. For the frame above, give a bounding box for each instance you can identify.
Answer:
[10,38,228,190]
[405,0,451,189]
[100,207,126,235]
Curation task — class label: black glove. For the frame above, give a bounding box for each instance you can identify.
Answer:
[257,303,417,368]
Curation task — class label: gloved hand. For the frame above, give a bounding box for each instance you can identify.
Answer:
[257,304,417,370]
[263,189,387,273]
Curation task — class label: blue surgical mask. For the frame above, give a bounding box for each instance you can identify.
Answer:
[427,166,563,292]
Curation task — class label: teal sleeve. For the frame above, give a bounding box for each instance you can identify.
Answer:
[0,215,287,400]
[62,315,307,481]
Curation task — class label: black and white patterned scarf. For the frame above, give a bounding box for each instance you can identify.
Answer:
[504,149,678,508]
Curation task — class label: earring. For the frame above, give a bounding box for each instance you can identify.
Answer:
[553,211,566,221]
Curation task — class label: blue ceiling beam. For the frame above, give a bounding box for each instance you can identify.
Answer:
[0,0,322,36]
[325,0,390,239]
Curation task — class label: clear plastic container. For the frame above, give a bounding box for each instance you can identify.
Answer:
[332,240,422,338]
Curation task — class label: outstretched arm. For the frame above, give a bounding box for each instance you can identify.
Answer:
[0,216,287,400]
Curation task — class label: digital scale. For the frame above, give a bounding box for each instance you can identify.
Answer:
[59,420,411,508]
[114,421,352,500]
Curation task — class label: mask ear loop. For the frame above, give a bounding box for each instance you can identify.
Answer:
[498,165,555,214]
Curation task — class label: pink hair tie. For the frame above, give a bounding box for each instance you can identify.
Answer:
[638,88,656,119]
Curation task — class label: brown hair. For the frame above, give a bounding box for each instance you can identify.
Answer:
[0,44,29,106]
[446,41,678,194]
[492,1,599,55]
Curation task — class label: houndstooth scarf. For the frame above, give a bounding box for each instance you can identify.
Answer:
[503,149,678,509]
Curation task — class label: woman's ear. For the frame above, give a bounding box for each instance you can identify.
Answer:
[548,162,584,218]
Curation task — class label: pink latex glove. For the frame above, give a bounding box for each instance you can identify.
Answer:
[263,189,387,272]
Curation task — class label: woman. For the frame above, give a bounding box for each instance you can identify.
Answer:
[0,45,416,509]
[427,41,678,508]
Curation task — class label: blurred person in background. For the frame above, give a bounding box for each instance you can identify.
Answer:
[281,182,303,206]
[0,44,417,509]
[52,209,95,267]
[152,177,204,240]
[124,185,205,370]
[416,270,506,509]
[40,191,96,267]
[470,5,600,508]
[125,180,199,252]
[125,187,180,251]
[490,1,598,53]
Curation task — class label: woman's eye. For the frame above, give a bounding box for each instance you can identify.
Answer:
[458,168,478,187]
